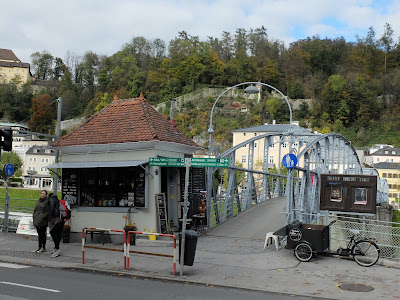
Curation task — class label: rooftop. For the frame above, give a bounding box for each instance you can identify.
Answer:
[371,146,400,156]
[373,162,400,169]
[0,49,20,62]
[52,93,199,148]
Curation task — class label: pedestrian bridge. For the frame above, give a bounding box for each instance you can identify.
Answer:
[206,130,389,231]
[207,196,285,239]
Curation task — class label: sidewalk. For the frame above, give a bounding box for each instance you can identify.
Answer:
[0,231,399,300]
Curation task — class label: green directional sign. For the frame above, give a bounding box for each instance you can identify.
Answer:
[149,157,185,167]
[190,158,229,168]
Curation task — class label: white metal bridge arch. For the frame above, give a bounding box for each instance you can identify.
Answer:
[206,131,389,228]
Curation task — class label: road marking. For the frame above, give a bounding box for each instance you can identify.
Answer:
[0,263,31,269]
[0,282,60,293]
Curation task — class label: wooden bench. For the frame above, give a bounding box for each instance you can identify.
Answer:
[85,229,112,245]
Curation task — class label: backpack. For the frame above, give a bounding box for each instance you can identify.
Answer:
[59,199,71,220]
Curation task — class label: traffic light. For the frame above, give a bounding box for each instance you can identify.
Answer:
[0,129,13,151]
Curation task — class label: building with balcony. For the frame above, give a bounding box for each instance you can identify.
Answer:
[23,146,56,189]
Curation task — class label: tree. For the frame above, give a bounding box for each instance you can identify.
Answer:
[29,94,55,133]
[0,151,23,178]
[30,50,54,80]
[379,23,394,74]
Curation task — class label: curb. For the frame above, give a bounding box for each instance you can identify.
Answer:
[0,256,331,300]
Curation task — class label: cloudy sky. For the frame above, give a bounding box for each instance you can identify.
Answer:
[2,0,399,63]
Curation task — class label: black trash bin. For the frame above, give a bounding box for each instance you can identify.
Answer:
[179,230,198,266]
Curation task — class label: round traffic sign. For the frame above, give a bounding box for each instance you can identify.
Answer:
[282,153,297,169]
[4,163,14,177]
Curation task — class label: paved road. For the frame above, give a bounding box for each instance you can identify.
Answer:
[0,262,320,300]
[207,196,286,239]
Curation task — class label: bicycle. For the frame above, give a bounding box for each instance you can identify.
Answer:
[292,221,380,267]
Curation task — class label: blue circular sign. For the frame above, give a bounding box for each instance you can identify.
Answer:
[282,154,297,169]
[4,163,14,177]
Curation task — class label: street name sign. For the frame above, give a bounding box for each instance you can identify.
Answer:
[190,158,229,168]
[149,157,229,168]
[149,157,185,167]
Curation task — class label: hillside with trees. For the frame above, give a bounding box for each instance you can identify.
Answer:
[1,24,400,151]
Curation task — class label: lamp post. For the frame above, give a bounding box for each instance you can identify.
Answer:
[208,82,293,154]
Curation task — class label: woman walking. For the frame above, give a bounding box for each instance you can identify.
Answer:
[32,190,49,253]
[48,193,64,257]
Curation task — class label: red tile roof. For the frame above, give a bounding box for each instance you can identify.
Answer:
[52,96,198,148]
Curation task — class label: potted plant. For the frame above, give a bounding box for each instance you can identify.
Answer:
[123,208,137,245]
[62,220,71,243]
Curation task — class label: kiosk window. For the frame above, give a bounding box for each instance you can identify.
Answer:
[73,166,147,208]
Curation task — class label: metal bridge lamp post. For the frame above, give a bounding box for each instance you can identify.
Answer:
[207,82,294,224]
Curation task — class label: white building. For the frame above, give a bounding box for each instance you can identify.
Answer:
[23,146,56,189]
[364,146,400,166]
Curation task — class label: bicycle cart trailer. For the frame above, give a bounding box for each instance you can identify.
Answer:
[279,220,380,267]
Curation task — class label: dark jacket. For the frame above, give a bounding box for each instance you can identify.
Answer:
[48,195,63,230]
[33,196,49,228]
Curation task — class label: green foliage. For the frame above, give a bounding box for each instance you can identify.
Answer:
[0,151,23,178]
[3,25,400,150]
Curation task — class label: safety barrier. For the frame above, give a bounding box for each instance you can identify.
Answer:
[127,231,177,275]
[82,227,127,269]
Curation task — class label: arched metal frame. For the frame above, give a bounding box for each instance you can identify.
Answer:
[206,132,389,228]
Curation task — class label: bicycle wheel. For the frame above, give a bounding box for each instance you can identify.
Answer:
[352,240,380,267]
[294,242,313,262]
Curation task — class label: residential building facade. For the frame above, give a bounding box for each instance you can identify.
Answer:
[0,49,34,84]
[23,146,56,189]
[373,162,400,208]
[364,146,400,166]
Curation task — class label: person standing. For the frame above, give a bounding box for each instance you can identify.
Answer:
[48,193,64,257]
[32,190,49,253]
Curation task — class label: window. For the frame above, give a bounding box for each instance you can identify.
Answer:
[41,167,48,172]
[282,143,287,148]
[46,158,49,163]
[255,142,257,148]
[388,173,393,178]
[293,143,298,148]
[394,174,398,178]
[242,155,247,164]
[392,151,396,155]
[243,133,246,136]
[377,158,380,162]
[389,184,392,189]
[269,155,274,164]
[385,151,389,154]
[33,148,39,153]
[254,133,257,136]
[41,158,45,162]
[45,149,52,154]
[382,173,387,178]
[269,143,275,148]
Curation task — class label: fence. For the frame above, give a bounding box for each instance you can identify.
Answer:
[327,215,400,260]
[126,231,177,275]
[295,212,400,261]
[82,228,127,269]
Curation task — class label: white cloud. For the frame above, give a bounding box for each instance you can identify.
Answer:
[1,0,399,63]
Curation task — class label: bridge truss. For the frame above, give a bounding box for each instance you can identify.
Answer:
[206,131,389,228]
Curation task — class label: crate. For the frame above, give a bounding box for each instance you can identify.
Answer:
[287,224,330,253]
